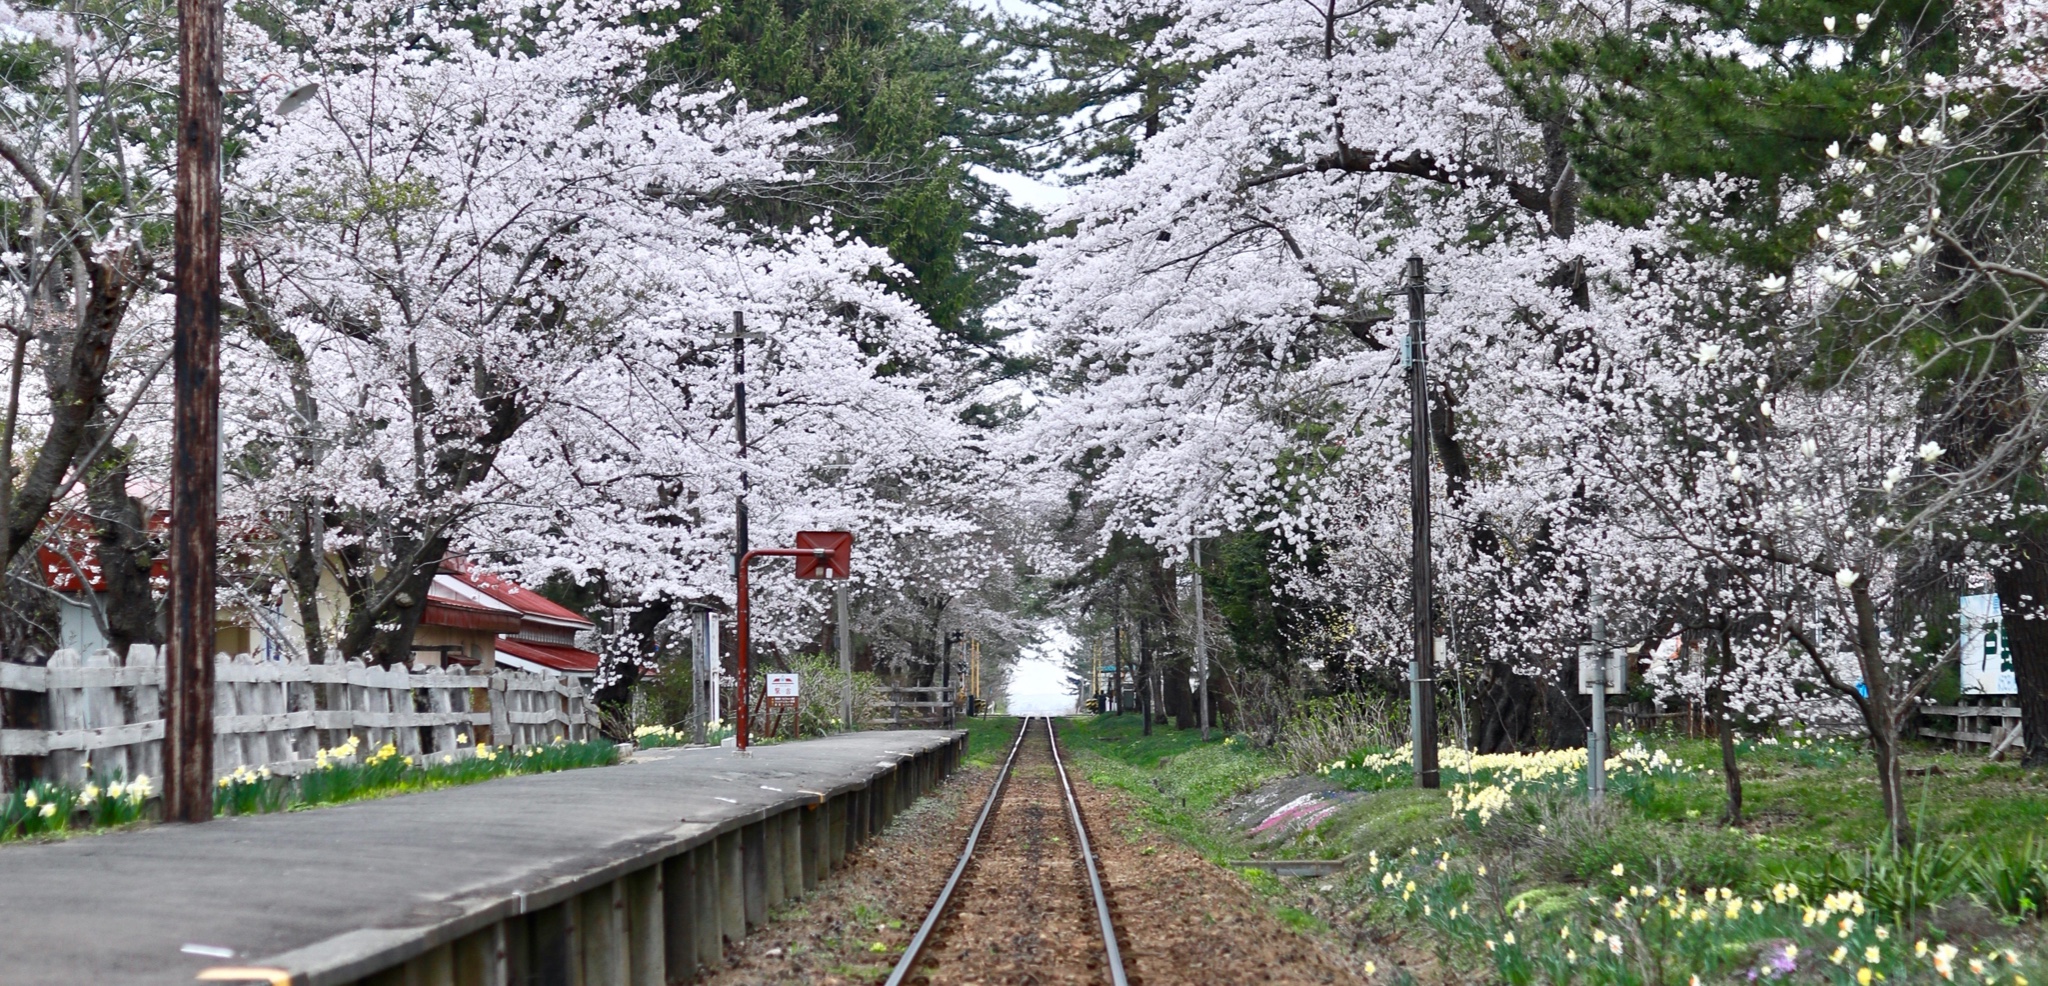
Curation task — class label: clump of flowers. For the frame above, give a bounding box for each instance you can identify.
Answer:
[1322,742,1700,827]
[633,724,688,748]
[1359,846,2038,985]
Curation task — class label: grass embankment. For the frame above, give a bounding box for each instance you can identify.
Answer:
[1056,715,2048,984]
[2,735,620,843]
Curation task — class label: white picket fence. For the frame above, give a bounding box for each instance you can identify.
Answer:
[0,646,601,788]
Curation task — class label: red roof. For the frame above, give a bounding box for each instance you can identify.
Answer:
[496,637,601,674]
[440,558,594,629]
[38,513,169,592]
[421,596,523,634]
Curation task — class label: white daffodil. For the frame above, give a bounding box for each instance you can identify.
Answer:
[1826,140,1841,159]
[1697,342,1723,364]
[1919,442,1945,462]
[1855,12,1872,28]
[1822,14,1836,29]
[1839,208,1864,228]
[1869,132,1887,152]
[1898,125,1916,145]
[1948,103,1970,121]
[1760,274,1788,294]
[1836,568,1859,590]
[1910,235,1936,256]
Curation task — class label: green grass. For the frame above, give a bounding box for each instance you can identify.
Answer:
[1050,713,1281,861]
[1050,718,2048,982]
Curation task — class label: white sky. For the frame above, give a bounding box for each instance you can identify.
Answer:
[1006,623,1077,713]
[971,164,1072,214]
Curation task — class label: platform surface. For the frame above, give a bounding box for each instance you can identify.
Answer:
[0,729,960,986]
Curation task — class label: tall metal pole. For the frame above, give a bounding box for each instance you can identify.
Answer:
[1588,563,1608,802]
[941,630,958,727]
[691,608,710,745]
[731,311,750,749]
[166,0,223,823]
[1193,541,1210,740]
[837,582,853,731]
[1405,256,1441,789]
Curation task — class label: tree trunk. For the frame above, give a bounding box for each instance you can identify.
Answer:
[1139,618,1153,735]
[85,439,159,657]
[1168,653,1194,729]
[1994,529,2048,766]
[1711,625,1742,826]
[1848,582,1911,848]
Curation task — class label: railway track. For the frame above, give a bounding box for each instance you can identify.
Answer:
[884,716,1128,986]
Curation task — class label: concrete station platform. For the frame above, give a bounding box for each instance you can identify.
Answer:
[0,729,966,986]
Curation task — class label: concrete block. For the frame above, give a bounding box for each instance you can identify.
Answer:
[783,810,806,895]
[660,854,695,984]
[742,821,768,930]
[694,842,723,970]
[801,804,824,890]
[529,901,576,986]
[451,923,507,986]
[763,815,785,908]
[717,831,744,945]
[626,866,662,986]
[578,880,627,986]
[412,942,456,986]
[826,795,848,868]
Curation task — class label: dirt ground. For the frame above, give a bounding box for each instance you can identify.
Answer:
[703,730,1374,986]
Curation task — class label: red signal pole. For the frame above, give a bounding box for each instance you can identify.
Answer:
[734,531,851,751]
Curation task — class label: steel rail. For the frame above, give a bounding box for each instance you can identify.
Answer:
[1047,716,1130,986]
[882,717,1030,986]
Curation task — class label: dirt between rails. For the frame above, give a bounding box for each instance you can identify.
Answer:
[905,717,1103,985]
[703,724,1371,986]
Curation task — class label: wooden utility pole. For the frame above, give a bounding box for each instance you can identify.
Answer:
[1193,540,1210,740]
[166,0,224,822]
[1404,256,1441,789]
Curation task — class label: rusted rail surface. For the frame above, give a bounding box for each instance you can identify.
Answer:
[884,716,1129,986]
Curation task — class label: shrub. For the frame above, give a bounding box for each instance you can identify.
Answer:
[1278,693,1401,774]
[1971,837,2048,919]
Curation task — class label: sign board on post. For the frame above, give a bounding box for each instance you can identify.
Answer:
[1576,646,1628,695]
[794,531,853,580]
[1960,593,2017,695]
[765,673,799,740]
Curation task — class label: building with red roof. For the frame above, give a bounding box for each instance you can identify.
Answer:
[431,558,600,678]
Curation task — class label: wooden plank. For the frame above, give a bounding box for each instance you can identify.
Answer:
[1920,728,2003,744]
[1921,704,2023,718]
[0,663,163,691]
[129,644,164,783]
[0,719,165,755]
